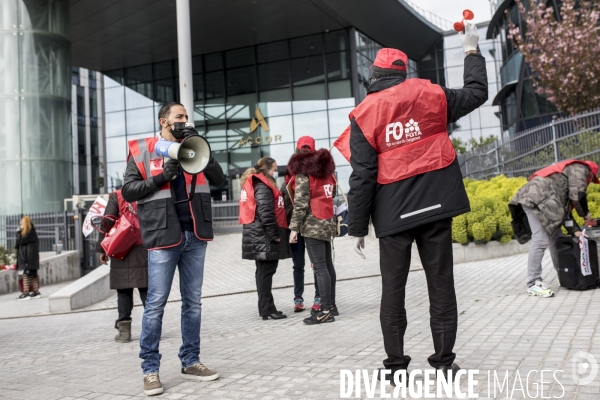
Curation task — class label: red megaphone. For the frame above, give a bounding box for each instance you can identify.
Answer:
[453,9,475,32]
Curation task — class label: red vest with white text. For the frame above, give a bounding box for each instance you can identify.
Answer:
[239,174,288,228]
[290,174,336,220]
[349,79,455,184]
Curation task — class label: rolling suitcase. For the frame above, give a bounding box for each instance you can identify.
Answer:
[556,236,600,290]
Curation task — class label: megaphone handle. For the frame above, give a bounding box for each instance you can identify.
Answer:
[170,174,198,204]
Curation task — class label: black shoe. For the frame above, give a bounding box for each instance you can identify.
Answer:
[436,363,461,380]
[30,291,41,299]
[377,368,408,387]
[262,313,287,320]
[330,305,339,316]
[303,310,335,325]
[16,293,30,301]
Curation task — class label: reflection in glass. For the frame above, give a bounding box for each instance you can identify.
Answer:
[325,30,349,53]
[226,47,255,69]
[264,115,294,143]
[293,111,329,140]
[126,108,155,134]
[292,56,325,85]
[326,51,350,81]
[227,66,256,96]
[291,34,324,58]
[257,40,289,63]
[153,61,173,80]
[328,107,353,140]
[125,85,154,109]
[226,94,255,120]
[293,84,327,113]
[258,61,290,91]
[106,136,127,163]
[126,65,152,85]
[205,71,225,98]
[262,143,295,167]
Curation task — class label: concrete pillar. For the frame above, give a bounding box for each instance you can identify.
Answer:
[176,0,195,117]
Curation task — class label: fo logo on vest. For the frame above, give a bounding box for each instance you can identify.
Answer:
[240,189,248,202]
[323,184,334,199]
[385,119,422,147]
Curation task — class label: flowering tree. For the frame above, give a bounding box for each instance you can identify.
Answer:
[508,0,600,116]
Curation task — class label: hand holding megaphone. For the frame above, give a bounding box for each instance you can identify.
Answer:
[453,9,474,33]
[154,122,212,176]
[454,10,479,54]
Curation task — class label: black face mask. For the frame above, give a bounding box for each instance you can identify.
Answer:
[170,122,188,140]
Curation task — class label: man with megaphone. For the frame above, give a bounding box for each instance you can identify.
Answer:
[122,102,225,396]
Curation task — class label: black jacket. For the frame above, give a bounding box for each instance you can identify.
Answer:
[122,150,225,249]
[242,177,292,260]
[96,192,148,290]
[16,227,39,271]
[348,53,488,238]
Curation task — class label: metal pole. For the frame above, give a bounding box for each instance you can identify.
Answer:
[495,140,501,175]
[551,119,559,163]
[176,0,195,116]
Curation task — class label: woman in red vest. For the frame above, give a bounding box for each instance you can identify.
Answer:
[288,146,338,325]
[510,160,599,297]
[240,157,291,320]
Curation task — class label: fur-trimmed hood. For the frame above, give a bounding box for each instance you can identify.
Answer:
[287,149,335,178]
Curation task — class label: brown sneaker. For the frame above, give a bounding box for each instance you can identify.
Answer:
[181,362,219,381]
[143,373,163,396]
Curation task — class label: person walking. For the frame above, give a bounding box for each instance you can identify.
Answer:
[15,216,40,300]
[347,23,487,383]
[122,102,225,396]
[240,157,291,320]
[288,144,338,325]
[509,160,599,297]
[96,188,148,342]
[280,136,320,314]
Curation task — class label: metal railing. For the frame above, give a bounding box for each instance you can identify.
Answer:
[211,201,240,227]
[463,108,600,179]
[402,0,454,31]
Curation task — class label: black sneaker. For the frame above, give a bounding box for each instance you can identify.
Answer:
[30,291,42,299]
[16,293,30,301]
[303,310,335,325]
[436,363,461,380]
[331,304,339,316]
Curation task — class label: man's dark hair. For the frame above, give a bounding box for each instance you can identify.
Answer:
[158,102,184,121]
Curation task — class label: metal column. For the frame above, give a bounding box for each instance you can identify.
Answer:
[176,0,195,116]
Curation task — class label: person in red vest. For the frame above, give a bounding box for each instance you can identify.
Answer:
[280,136,321,314]
[288,145,338,325]
[96,186,148,343]
[239,157,292,320]
[510,160,599,297]
[122,102,225,396]
[347,23,487,383]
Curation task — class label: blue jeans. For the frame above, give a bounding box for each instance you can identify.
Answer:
[140,231,207,374]
[292,233,320,300]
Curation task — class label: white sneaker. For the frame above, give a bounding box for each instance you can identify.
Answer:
[528,281,554,298]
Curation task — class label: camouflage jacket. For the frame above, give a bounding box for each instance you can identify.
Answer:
[510,163,591,235]
[289,174,336,242]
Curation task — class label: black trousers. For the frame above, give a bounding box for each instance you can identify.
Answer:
[116,288,148,328]
[379,218,457,371]
[255,260,279,316]
[305,238,336,310]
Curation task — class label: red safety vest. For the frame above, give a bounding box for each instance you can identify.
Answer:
[239,174,288,228]
[113,189,143,245]
[349,79,455,184]
[127,136,210,199]
[289,174,336,220]
[531,160,598,184]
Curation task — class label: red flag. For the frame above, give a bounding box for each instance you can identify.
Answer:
[332,125,351,163]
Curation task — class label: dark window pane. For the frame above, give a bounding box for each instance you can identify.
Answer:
[324,30,349,53]
[89,87,97,118]
[126,65,152,84]
[258,61,290,92]
[192,55,203,74]
[521,80,538,118]
[257,40,289,63]
[205,71,224,98]
[205,53,223,71]
[153,61,172,80]
[105,69,125,85]
[326,51,351,82]
[226,47,255,68]
[536,93,557,115]
[226,66,256,96]
[154,79,175,103]
[193,74,204,101]
[291,56,325,86]
[290,34,323,58]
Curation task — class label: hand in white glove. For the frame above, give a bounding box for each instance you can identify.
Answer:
[352,236,366,259]
[458,22,479,54]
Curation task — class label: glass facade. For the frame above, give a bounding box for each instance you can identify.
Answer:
[443,23,503,143]
[71,67,106,195]
[104,29,356,199]
[0,0,72,215]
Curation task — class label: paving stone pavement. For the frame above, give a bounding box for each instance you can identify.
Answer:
[0,234,599,399]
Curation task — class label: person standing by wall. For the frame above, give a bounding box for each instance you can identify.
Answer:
[96,188,148,342]
[280,136,320,314]
[288,145,338,325]
[15,216,40,300]
[122,102,225,396]
[240,157,291,320]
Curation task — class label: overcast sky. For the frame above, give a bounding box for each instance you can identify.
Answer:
[417,0,492,25]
